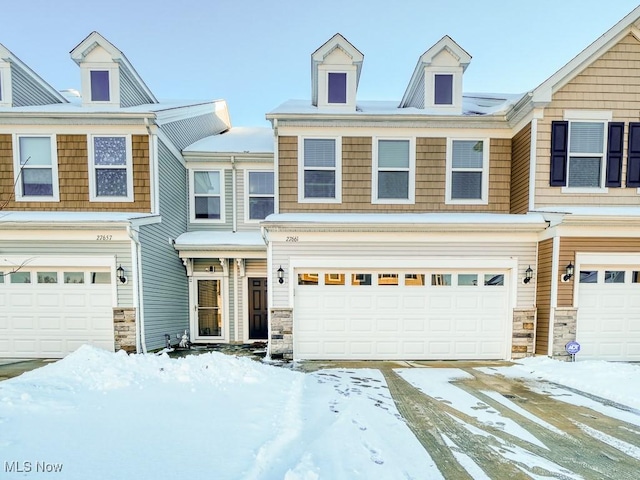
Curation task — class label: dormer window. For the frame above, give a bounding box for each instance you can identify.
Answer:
[434,74,453,105]
[328,72,347,104]
[90,70,110,102]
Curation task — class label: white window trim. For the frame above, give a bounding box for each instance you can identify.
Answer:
[80,64,120,107]
[424,67,463,113]
[88,134,134,202]
[12,134,60,202]
[317,65,357,111]
[561,111,612,194]
[189,169,226,224]
[445,137,490,205]
[244,169,275,223]
[297,137,342,204]
[372,137,415,204]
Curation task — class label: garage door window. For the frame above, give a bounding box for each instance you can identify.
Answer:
[378,274,398,285]
[484,274,504,286]
[325,273,345,285]
[580,271,597,283]
[405,274,425,286]
[352,274,372,286]
[458,274,478,286]
[633,272,640,283]
[605,271,625,283]
[10,272,31,283]
[298,273,318,285]
[0,272,3,283]
[91,272,111,284]
[64,272,85,284]
[432,274,452,286]
[37,272,58,284]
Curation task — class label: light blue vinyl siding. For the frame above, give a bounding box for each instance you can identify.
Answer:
[0,239,133,306]
[138,140,189,350]
[160,113,229,151]
[119,68,154,107]
[11,63,64,107]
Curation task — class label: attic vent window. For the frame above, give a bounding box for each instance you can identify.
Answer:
[328,72,347,104]
[90,70,110,101]
[434,74,453,105]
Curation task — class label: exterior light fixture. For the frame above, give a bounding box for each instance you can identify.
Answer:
[563,262,574,282]
[523,265,533,284]
[117,265,127,284]
[277,266,285,284]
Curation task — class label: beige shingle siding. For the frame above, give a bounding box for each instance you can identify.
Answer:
[535,238,553,355]
[510,123,531,214]
[277,135,511,213]
[536,34,640,206]
[0,134,151,211]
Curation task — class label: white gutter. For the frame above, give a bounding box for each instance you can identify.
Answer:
[127,224,147,354]
[144,118,160,215]
[273,119,279,214]
[231,155,237,232]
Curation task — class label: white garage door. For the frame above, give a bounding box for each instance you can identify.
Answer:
[0,269,114,358]
[577,267,640,361]
[294,269,510,360]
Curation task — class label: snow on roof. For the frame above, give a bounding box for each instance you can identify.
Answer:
[269,93,524,117]
[184,127,274,154]
[0,99,221,115]
[0,211,156,224]
[174,231,266,249]
[264,212,547,225]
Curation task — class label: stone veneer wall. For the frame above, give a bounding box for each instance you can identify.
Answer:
[552,307,578,361]
[114,308,137,353]
[511,308,536,359]
[269,308,293,359]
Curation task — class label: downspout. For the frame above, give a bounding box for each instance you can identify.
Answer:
[144,118,160,215]
[127,224,147,354]
[528,115,539,212]
[231,155,237,233]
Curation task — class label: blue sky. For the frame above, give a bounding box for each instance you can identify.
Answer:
[3,1,640,126]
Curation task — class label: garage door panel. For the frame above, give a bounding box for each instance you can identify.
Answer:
[39,317,62,329]
[294,268,509,360]
[37,294,60,307]
[63,295,87,307]
[13,316,35,329]
[577,267,640,360]
[10,294,33,307]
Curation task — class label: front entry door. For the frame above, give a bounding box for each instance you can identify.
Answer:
[197,279,222,337]
[248,277,268,340]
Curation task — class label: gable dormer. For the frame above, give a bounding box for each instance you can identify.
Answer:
[312,33,363,112]
[0,42,66,108]
[400,36,471,114]
[70,32,157,108]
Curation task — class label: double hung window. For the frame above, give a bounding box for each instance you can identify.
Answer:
[192,170,223,221]
[247,171,274,220]
[89,135,133,201]
[299,138,341,202]
[447,139,488,204]
[14,135,59,201]
[373,139,414,202]
[567,121,606,188]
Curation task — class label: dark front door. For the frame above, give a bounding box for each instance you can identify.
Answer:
[248,277,268,340]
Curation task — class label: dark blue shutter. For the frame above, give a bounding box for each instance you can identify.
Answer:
[605,122,624,187]
[627,123,640,187]
[550,121,568,186]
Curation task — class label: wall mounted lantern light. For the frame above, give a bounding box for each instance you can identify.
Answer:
[563,262,574,282]
[277,266,285,284]
[523,266,534,284]
[117,265,127,284]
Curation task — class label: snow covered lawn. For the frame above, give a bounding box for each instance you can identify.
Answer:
[0,347,439,479]
[1,348,639,479]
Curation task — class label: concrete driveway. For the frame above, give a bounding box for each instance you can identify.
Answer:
[298,360,640,479]
[0,359,55,381]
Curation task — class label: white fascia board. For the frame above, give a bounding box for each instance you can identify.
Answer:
[0,255,115,268]
[531,9,640,104]
[576,252,640,266]
[288,256,516,271]
[176,249,266,259]
[154,100,229,125]
[275,124,513,139]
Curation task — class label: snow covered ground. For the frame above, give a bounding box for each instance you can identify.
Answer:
[0,348,638,479]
